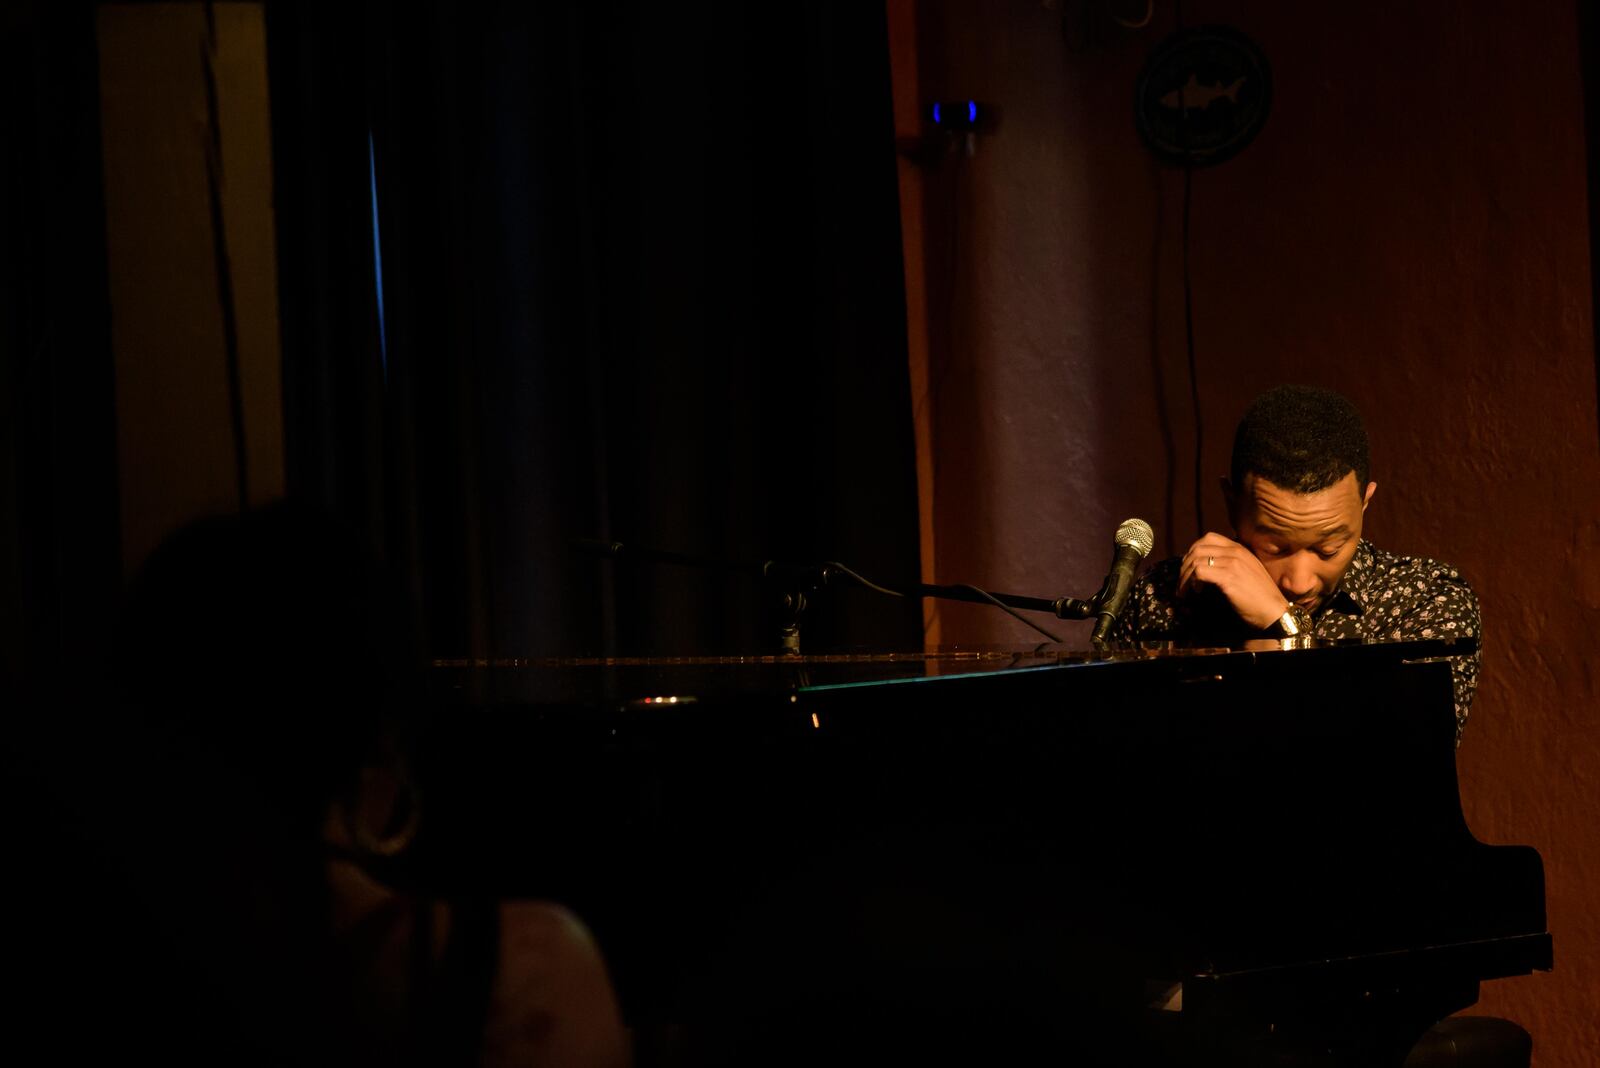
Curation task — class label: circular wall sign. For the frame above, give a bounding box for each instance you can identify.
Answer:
[1135,25,1272,167]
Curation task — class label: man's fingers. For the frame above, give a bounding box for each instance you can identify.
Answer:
[1179,541,1245,596]
[1178,553,1216,596]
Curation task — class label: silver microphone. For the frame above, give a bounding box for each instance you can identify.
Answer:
[1090,518,1154,644]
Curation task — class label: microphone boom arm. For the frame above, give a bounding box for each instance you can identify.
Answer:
[912,583,1097,620]
[574,536,1114,651]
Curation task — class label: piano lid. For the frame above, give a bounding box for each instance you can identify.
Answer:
[429,634,1476,706]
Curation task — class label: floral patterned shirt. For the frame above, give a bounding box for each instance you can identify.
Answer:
[1108,539,1481,745]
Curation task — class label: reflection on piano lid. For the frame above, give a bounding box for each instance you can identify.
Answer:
[430,635,1478,704]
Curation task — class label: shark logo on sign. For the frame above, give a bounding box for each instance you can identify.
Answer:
[1135,26,1272,168]
[1160,74,1247,113]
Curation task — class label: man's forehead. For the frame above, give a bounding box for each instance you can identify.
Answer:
[1239,472,1364,531]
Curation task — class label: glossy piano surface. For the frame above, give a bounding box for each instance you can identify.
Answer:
[412,635,1548,1064]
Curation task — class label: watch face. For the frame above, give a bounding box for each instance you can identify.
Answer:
[1134,25,1272,167]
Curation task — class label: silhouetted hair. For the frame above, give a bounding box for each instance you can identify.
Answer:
[1230,385,1370,493]
[119,500,414,842]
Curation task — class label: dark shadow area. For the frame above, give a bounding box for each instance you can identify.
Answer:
[0,1,121,690]
[6,504,405,1066]
[8,504,631,1066]
[268,1,924,660]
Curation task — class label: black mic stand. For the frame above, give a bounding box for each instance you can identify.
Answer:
[575,539,843,655]
[760,560,840,655]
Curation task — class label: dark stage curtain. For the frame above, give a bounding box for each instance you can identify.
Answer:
[267,1,924,658]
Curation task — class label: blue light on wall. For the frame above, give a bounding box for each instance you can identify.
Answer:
[927,100,989,131]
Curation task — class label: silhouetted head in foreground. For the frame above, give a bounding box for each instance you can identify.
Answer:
[110,501,417,1064]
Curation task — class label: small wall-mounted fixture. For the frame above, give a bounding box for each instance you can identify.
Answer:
[900,99,1001,164]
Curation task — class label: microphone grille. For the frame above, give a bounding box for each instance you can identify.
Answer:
[1115,518,1155,558]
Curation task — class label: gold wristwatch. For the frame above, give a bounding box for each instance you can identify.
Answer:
[1274,605,1304,637]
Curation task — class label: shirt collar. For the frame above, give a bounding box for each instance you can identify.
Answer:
[1323,538,1377,616]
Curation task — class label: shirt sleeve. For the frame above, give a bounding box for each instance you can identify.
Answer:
[1381,563,1481,746]
[1106,561,1177,643]
[1417,569,1480,747]
[1443,582,1482,746]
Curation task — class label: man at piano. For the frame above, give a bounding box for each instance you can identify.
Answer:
[1109,385,1481,745]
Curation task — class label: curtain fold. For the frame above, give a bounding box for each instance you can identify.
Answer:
[268,0,923,658]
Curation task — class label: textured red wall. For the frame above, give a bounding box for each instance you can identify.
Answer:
[902,1,1599,1062]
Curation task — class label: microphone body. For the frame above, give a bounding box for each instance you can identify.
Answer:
[1090,518,1154,644]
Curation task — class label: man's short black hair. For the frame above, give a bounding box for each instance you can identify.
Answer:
[1230,385,1370,493]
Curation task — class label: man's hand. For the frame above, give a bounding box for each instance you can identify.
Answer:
[1177,533,1289,631]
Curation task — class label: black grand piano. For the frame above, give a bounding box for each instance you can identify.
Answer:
[415,636,1549,1066]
